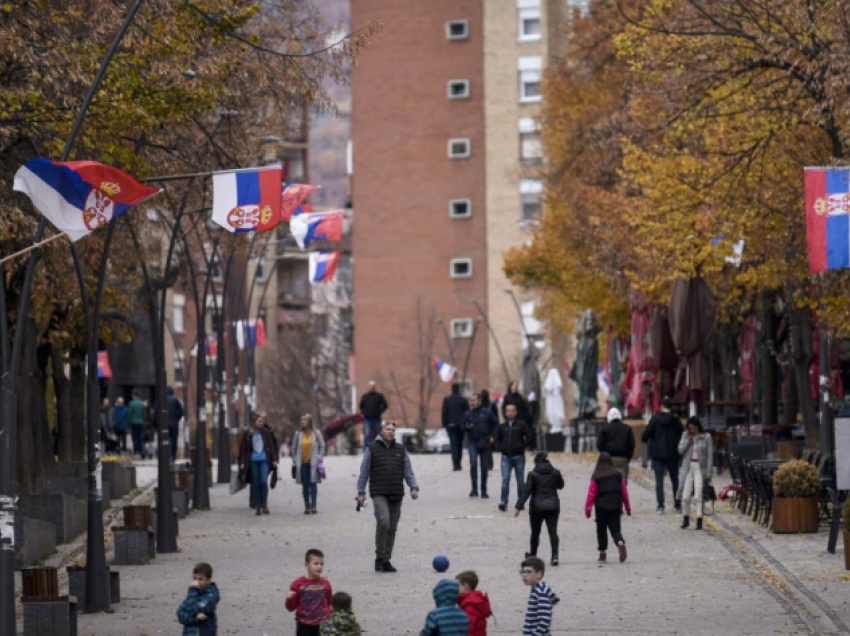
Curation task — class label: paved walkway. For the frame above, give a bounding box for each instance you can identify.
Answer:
[63,453,848,635]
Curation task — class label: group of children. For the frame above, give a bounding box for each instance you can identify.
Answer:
[176,450,633,635]
[176,552,559,636]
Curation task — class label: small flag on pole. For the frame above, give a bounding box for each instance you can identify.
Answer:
[211,165,283,232]
[13,159,160,241]
[290,210,344,249]
[309,251,341,283]
[433,357,457,383]
[97,351,112,378]
[805,167,850,273]
[281,183,319,221]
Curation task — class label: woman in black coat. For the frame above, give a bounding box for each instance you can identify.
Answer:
[514,452,565,566]
[502,381,529,423]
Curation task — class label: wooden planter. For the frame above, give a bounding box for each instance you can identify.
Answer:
[844,531,850,571]
[772,497,819,534]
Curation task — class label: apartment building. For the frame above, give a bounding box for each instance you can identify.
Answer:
[350,1,564,425]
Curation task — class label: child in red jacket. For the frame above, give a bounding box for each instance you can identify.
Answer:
[456,570,492,636]
[286,548,333,636]
[585,452,632,563]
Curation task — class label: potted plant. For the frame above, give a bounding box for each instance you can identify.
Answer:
[843,498,850,570]
[772,460,820,533]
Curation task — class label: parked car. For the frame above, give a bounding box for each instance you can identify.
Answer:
[395,427,422,453]
[424,428,451,454]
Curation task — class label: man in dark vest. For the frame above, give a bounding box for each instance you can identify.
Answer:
[356,420,419,573]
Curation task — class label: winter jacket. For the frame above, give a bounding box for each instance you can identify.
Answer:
[597,419,636,459]
[676,432,714,499]
[442,393,470,429]
[176,583,220,636]
[501,391,529,423]
[462,407,499,448]
[320,610,362,636]
[585,475,632,516]
[293,430,325,484]
[128,398,147,427]
[494,420,533,457]
[459,590,491,636]
[239,427,279,468]
[523,581,559,636]
[641,411,683,461]
[357,438,420,498]
[111,405,128,432]
[515,461,564,513]
[419,579,469,636]
[359,391,388,420]
[166,389,185,428]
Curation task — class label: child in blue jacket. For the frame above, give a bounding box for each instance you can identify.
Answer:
[177,562,220,636]
[419,579,469,636]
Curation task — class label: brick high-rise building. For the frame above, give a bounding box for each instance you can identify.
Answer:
[351,1,566,427]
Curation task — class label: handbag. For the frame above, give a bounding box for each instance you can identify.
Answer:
[317,459,326,480]
[291,465,297,480]
[229,470,247,495]
[703,482,717,516]
[270,467,279,490]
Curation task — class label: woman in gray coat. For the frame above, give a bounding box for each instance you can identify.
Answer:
[676,416,713,530]
[292,414,325,514]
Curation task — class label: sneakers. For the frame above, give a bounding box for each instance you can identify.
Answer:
[680,515,690,529]
[469,490,479,497]
[550,556,559,567]
[382,561,397,573]
[655,506,665,515]
[598,552,607,562]
[374,559,384,572]
[695,517,703,530]
[498,503,507,512]
[617,541,627,563]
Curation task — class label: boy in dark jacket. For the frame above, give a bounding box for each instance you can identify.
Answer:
[419,579,469,636]
[176,562,220,636]
[585,452,632,563]
[514,453,565,565]
[641,398,684,513]
[320,591,361,636]
[494,404,533,512]
[456,570,491,636]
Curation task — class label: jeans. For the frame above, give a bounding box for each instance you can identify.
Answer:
[296,623,320,636]
[529,510,559,557]
[130,426,144,457]
[447,426,464,469]
[300,462,317,507]
[364,418,381,447]
[372,495,402,562]
[500,454,526,505]
[116,430,128,453]
[652,457,681,509]
[250,459,270,508]
[595,509,624,551]
[682,461,704,517]
[468,444,490,494]
[168,425,179,462]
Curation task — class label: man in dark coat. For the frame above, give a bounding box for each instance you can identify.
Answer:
[359,380,388,448]
[597,407,636,481]
[166,386,185,462]
[462,392,499,498]
[494,404,533,512]
[441,383,469,471]
[641,398,684,513]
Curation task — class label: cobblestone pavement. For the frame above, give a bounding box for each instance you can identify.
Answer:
[65,453,848,635]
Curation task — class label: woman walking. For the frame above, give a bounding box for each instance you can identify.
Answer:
[677,416,713,530]
[514,452,565,566]
[239,412,279,516]
[585,451,631,563]
[292,414,325,514]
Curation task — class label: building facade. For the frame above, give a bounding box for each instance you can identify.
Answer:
[351,0,564,426]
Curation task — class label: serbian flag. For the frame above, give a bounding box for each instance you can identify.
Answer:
[805,167,850,273]
[433,357,456,383]
[290,210,344,249]
[97,351,112,378]
[309,251,340,283]
[254,318,267,347]
[211,165,282,232]
[13,159,160,241]
[281,183,319,221]
[205,334,218,357]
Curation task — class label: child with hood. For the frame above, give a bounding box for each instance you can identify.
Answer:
[456,570,492,636]
[176,562,220,636]
[419,579,469,636]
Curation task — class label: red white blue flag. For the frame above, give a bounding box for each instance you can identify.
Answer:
[13,159,160,241]
[97,351,112,378]
[805,167,850,273]
[433,357,456,383]
[309,251,340,283]
[281,183,319,221]
[212,165,282,232]
[290,210,344,249]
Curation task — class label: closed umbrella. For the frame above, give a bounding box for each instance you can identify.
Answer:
[574,309,601,418]
[543,367,566,433]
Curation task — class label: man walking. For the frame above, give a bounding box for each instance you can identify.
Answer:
[494,404,533,512]
[462,392,499,498]
[441,383,469,471]
[359,381,388,447]
[597,407,636,481]
[356,421,419,573]
[127,389,147,458]
[641,398,684,513]
[166,386,185,462]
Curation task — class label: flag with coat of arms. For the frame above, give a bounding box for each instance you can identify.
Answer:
[13,159,160,241]
[212,165,283,232]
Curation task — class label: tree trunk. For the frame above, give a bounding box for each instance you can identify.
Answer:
[783,368,799,427]
[34,341,51,468]
[51,346,73,462]
[761,291,779,427]
[788,301,818,447]
[69,355,86,462]
[16,314,37,494]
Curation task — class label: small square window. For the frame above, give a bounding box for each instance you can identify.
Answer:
[519,70,542,102]
[520,132,543,162]
[450,318,474,338]
[448,138,471,159]
[449,199,472,219]
[519,8,542,41]
[450,258,473,279]
[521,193,542,222]
[446,20,469,40]
[447,79,470,100]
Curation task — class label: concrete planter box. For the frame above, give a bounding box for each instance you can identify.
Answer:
[101,463,130,500]
[14,517,56,570]
[151,507,180,540]
[112,528,155,566]
[154,488,189,518]
[126,465,137,491]
[66,567,120,607]
[18,494,87,544]
[22,599,78,636]
[844,531,850,571]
